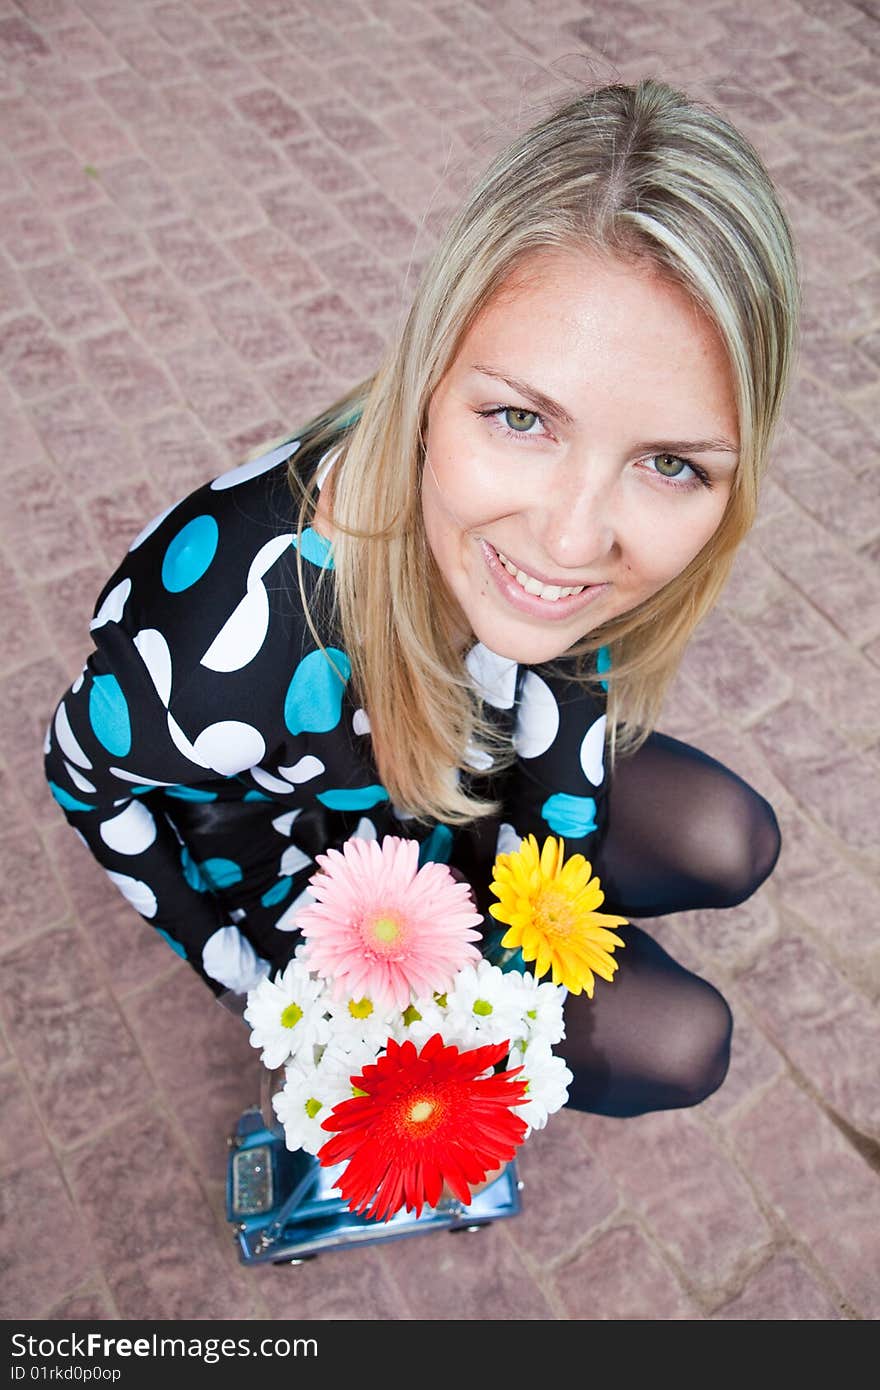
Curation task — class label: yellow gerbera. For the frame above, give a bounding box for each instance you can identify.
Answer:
[488,835,628,996]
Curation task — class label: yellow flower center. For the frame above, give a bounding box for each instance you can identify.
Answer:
[280,1001,303,1029]
[409,1100,435,1124]
[533,886,578,940]
[402,1003,422,1026]
[348,997,374,1020]
[304,1097,322,1118]
[372,915,400,943]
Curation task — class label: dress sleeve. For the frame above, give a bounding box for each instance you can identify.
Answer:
[43,563,278,1000]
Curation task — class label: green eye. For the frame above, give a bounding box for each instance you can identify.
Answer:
[654,454,686,476]
[504,408,538,432]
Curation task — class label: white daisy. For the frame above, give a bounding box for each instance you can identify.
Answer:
[508,971,567,1046]
[445,959,526,1048]
[508,1037,573,1133]
[272,1053,352,1156]
[244,958,330,1069]
[387,994,448,1049]
[325,991,398,1052]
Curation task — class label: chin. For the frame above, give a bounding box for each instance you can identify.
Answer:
[467,617,578,666]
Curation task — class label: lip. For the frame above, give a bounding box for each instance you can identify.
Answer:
[479,540,609,620]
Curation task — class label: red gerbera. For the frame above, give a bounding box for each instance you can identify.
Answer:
[317,1032,528,1222]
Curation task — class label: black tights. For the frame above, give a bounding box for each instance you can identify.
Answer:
[559,731,781,1117]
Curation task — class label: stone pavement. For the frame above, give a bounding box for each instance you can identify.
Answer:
[1,0,878,1323]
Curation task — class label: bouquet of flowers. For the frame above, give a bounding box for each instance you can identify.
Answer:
[244,832,628,1222]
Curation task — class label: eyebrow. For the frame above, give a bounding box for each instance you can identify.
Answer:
[470,364,739,456]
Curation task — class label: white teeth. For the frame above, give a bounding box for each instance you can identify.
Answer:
[494,548,585,602]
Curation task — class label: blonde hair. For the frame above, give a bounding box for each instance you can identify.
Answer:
[288,77,800,825]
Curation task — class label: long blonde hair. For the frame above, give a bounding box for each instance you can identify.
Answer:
[287,77,800,825]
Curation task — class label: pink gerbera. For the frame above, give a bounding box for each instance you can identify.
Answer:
[296,835,483,1010]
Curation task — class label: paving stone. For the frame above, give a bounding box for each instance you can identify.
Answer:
[292,290,387,379]
[262,354,344,427]
[0,1064,54,1175]
[234,87,308,142]
[0,15,51,66]
[380,1218,557,1319]
[711,1251,844,1319]
[731,1079,880,1317]
[0,1155,98,1319]
[112,23,187,83]
[150,2,211,48]
[0,92,54,151]
[750,699,880,854]
[675,610,791,727]
[738,933,880,1140]
[258,183,347,254]
[78,328,178,420]
[0,829,69,950]
[166,338,272,434]
[139,410,221,496]
[43,1286,116,1321]
[283,132,370,198]
[553,1221,703,1319]
[25,259,121,338]
[148,219,236,290]
[99,157,182,225]
[337,186,420,261]
[29,386,133,496]
[125,964,262,1178]
[0,314,78,397]
[201,277,301,364]
[108,263,208,350]
[2,461,91,578]
[228,224,325,305]
[48,19,121,76]
[88,478,164,563]
[0,550,48,672]
[250,1240,409,1319]
[505,1108,620,1267]
[65,203,151,277]
[583,1108,773,1299]
[65,1103,261,1320]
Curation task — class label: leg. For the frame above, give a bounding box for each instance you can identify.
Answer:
[593,730,782,918]
[559,925,733,1116]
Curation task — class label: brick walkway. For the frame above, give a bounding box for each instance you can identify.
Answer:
[1,0,878,1322]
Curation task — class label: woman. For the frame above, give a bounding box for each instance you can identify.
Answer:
[44,78,799,1119]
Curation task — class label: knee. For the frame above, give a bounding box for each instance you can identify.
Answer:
[657,984,733,1109]
[702,789,782,909]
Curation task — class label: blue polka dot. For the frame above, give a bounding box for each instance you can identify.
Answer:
[165,786,218,802]
[541,792,598,839]
[161,514,219,593]
[157,929,188,960]
[597,645,611,691]
[243,790,272,802]
[48,781,95,813]
[316,785,389,812]
[199,857,243,890]
[292,528,334,570]
[130,786,154,796]
[88,675,131,757]
[261,876,294,908]
[284,647,351,736]
[418,824,453,866]
[181,846,210,892]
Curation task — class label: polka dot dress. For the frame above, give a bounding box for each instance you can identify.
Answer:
[44,435,611,996]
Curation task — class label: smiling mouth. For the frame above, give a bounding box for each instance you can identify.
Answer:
[494,548,587,603]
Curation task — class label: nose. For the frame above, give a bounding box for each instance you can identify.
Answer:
[532,457,620,572]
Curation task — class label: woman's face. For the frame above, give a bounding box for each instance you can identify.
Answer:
[422,247,740,664]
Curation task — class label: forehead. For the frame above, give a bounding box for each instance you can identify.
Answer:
[459,246,737,425]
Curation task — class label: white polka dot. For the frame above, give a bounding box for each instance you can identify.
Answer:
[280,844,312,877]
[315,446,340,490]
[134,629,173,707]
[128,499,179,552]
[167,713,211,769]
[43,722,51,755]
[55,701,92,770]
[201,534,294,673]
[274,887,315,932]
[513,671,560,759]
[192,721,265,776]
[271,810,302,836]
[252,765,295,795]
[352,817,377,841]
[579,714,607,786]
[392,804,415,821]
[278,755,324,784]
[110,767,174,787]
[210,438,300,491]
[100,800,157,855]
[64,760,96,794]
[465,642,517,709]
[352,707,371,735]
[495,822,523,856]
[71,668,85,694]
[89,577,131,632]
[74,829,89,849]
[464,740,493,771]
[106,869,157,918]
[202,926,271,991]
